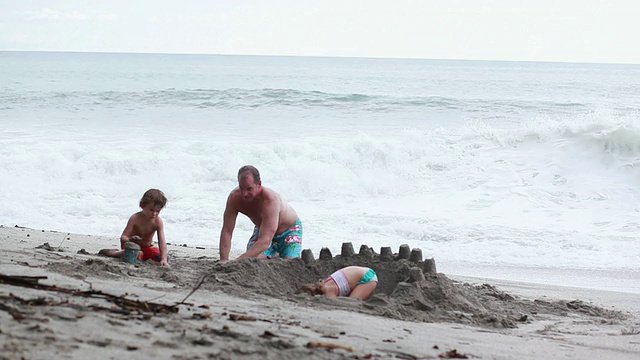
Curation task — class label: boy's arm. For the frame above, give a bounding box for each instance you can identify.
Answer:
[219,194,238,261]
[156,218,169,266]
[236,200,278,260]
[120,215,137,248]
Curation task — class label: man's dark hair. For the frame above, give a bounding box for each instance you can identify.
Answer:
[237,165,261,182]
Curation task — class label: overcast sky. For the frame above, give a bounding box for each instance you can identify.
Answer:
[1,0,638,64]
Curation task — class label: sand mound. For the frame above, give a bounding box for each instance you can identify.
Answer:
[196,246,628,328]
[42,243,628,329]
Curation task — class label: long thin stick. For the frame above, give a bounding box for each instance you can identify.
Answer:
[177,273,208,305]
[57,232,70,249]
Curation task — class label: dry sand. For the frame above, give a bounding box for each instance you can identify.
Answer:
[1,225,640,359]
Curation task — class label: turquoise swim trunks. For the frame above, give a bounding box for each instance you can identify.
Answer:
[358,268,378,284]
[246,218,303,258]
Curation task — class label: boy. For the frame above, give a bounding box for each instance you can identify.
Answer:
[99,189,169,266]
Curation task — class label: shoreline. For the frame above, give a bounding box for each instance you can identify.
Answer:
[2,225,640,359]
[10,223,637,295]
[444,263,640,295]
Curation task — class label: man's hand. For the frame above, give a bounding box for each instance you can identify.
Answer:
[160,258,170,267]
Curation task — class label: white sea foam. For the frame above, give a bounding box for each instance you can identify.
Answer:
[2,52,640,286]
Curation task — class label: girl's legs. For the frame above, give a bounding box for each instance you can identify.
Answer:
[349,281,377,300]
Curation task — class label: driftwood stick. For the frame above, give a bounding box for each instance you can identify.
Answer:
[307,341,354,352]
[177,273,208,305]
[57,232,70,249]
[0,274,48,285]
[0,273,178,315]
[228,313,257,321]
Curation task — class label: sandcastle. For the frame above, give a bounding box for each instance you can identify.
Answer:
[301,242,437,278]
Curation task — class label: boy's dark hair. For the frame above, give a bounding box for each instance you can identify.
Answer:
[140,189,167,208]
[237,165,261,183]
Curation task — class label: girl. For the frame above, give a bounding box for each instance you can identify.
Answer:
[296,266,378,300]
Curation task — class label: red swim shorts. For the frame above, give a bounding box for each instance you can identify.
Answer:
[138,245,161,262]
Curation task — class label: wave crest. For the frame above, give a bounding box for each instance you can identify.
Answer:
[0,88,589,113]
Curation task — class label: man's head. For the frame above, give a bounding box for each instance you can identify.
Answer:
[237,165,262,201]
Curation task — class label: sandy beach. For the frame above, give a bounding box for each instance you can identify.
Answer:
[1,225,640,359]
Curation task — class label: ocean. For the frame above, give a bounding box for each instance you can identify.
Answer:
[1,51,639,292]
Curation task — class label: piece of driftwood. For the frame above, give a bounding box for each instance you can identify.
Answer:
[228,313,257,321]
[0,273,178,315]
[438,349,468,359]
[307,341,354,352]
[0,274,48,284]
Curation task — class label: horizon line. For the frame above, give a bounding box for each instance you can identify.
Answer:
[1,49,639,67]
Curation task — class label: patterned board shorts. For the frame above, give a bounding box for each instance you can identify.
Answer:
[246,218,302,258]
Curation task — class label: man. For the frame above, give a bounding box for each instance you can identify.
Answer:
[219,165,303,261]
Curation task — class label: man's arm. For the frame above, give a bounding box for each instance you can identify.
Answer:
[156,218,169,266]
[236,199,279,260]
[219,194,238,261]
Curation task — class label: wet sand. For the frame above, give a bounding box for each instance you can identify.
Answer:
[1,225,639,359]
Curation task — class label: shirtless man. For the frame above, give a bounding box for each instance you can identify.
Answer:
[219,165,302,261]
